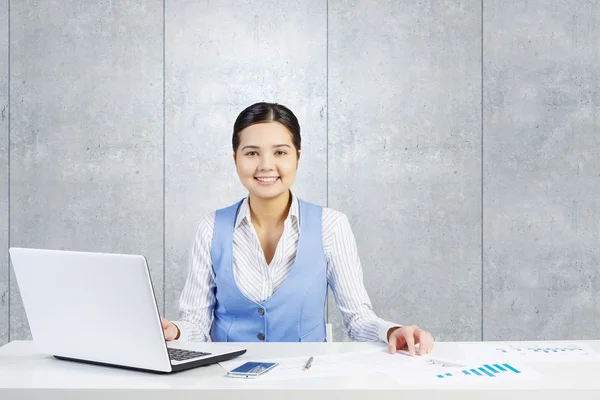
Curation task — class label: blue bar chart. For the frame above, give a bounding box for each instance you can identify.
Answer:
[494,345,585,355]
[460,342,600,364]
[436,363,521,379]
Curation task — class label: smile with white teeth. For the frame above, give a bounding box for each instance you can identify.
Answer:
[255,177,279,184]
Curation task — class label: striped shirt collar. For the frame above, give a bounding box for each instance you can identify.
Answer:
[235,191,300,230]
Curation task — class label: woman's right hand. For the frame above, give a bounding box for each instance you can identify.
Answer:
[160,317,180,341]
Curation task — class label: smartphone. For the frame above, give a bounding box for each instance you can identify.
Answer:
[226,361,279,378]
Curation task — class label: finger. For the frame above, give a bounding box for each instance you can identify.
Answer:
[389,331,405,354]
[160,317,169,329]
[418,332,433,355]
[395,333,409,354]
[404,329,416,356]
[388,336,396,354]
[424,333,435,353]
[412,327,426,355]
[419,337,426,356]
[389,331,401,354]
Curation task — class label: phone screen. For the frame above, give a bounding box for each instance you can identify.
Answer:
[228,362,278,377]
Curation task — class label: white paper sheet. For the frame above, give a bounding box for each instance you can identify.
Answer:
[219,348,539,384]
[219,350,386,381]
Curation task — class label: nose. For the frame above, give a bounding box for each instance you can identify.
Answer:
[258,154,275,171]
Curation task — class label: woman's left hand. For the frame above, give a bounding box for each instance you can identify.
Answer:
[387,325,434,355]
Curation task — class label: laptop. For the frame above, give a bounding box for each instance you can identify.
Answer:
[8,247,246,373]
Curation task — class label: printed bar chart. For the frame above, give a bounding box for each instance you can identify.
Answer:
[436,363,521,379]
[495,345,585,355]
[461,342,600,364]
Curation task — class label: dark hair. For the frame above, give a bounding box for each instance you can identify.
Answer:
[232,102,301,156]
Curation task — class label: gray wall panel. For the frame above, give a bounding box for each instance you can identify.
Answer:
[2,0,599,345]
[0,0,7,346]
[164,0,327,320]
[9,0,163,339]
[483,1,600,340]
[328,0,482,341]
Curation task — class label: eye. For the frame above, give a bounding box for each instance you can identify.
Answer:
[245,151,258,156]
[275,150,287,156]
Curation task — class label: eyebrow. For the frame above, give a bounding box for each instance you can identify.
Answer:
[241,144,292,151]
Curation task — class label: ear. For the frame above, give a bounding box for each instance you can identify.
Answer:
[297,149,301,161]
[233,152,237,163]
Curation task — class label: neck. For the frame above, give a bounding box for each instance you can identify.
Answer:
[248,191,292,228]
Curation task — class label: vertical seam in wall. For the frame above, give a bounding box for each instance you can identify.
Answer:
[7,0,11,343]
[325,0,329,324]
[480,0,484,342]
[325,0,329,210]
[162,0,166,316]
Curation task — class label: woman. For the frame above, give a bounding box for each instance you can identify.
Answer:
[161,102,434,355]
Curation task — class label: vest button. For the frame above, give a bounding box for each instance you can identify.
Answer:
[257,333,265,341]
[258,308,265,316]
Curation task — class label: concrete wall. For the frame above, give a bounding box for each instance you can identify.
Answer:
[327,0,482,341]
[483,0,600,340]
[1,0,599,345]
[7,0,163,341]
[1,0,7,346]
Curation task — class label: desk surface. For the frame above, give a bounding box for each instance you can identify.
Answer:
[2,339,600,400]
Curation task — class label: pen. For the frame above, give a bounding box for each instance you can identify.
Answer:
[303,356,314,371]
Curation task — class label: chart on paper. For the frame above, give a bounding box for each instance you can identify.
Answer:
[389,355,536,384]
[460,342,600,363]
[435,362,521,380]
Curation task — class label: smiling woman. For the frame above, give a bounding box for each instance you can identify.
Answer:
[161,102,434,354]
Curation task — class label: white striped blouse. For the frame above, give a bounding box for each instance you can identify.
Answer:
[173,191,400,343]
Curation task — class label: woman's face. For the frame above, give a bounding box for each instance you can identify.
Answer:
[234,122,300,200]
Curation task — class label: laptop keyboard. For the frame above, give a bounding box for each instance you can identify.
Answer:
[168,348,211,361]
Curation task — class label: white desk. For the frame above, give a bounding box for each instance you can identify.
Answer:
[1,340,600,400]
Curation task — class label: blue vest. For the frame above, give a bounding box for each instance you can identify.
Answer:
[209,198,327,342]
